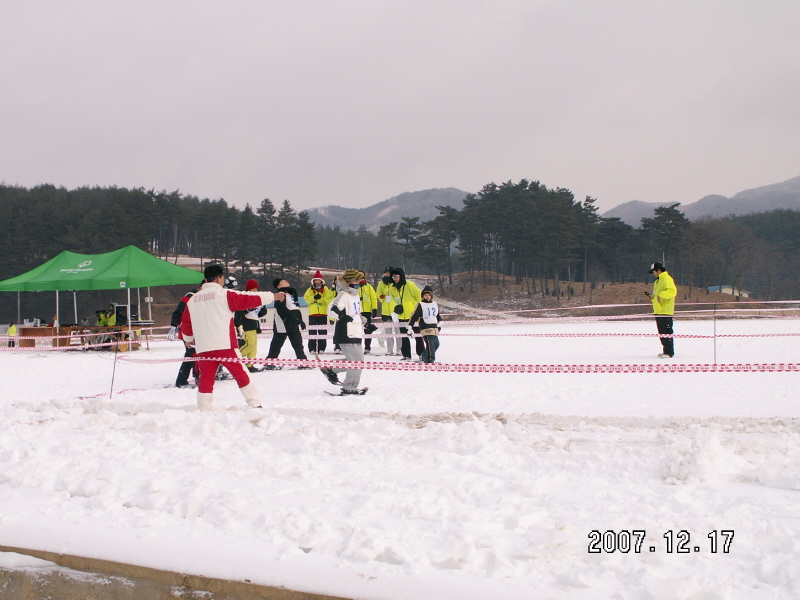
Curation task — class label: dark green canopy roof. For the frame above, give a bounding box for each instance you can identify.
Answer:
[0,246,203,291]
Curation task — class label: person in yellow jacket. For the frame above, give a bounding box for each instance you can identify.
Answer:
[105,304,117,327]
[303,270,335,354]
[375,266,401,356]
[6,323,16,347]
[646,262,677,358]
[357,270,378,354]
[388,267,423,361]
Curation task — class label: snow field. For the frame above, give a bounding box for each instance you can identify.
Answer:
[1,318,800,599]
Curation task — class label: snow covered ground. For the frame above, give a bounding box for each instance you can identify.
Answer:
[2,317,800,599]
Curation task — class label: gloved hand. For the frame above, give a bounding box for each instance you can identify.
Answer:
[236,326,245,339]
[412,326,420,335]
[371,309,377,318]
[167,326,177,341]
[314,293,321,300]
[341,315,353,323]
[300,321,307,330]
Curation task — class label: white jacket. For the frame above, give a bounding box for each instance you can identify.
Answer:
[180,282,274,354]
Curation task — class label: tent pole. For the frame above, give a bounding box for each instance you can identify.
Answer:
[127,287,133,349]
[147,287,152,321]
[73,291,78,324]
[17,291,21,323]
[55,291,60,327]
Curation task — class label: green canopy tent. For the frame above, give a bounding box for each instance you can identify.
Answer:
[0,246,203,334]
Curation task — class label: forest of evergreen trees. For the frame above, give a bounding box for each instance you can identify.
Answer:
[2,181,800,304]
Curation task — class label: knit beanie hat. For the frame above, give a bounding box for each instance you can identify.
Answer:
[421,285,434,297]
[311,270,324,283]
[272,278,285,290]
[245,279,259,291]
[343,268,361,282]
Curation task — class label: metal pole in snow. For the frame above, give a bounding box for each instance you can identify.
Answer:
[73,291,78,324]
[713,304,717,365]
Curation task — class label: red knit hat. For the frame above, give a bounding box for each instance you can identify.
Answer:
[245,279,259,291]
[311,270,324,282]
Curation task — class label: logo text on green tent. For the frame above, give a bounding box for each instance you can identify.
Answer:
[60,260,94,274]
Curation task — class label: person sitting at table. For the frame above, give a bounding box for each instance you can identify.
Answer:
[105,304,117,327]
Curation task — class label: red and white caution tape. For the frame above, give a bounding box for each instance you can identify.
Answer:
[114,354,800,374]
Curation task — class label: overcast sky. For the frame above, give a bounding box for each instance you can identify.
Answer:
[2,1,798,214]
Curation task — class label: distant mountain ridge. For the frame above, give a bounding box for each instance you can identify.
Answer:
[307,188,468,231]
[602,175,800,226]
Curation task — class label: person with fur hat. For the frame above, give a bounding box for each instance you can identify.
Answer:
[303,270,335,354]
[388,267,423,361]
[375,266,400,355]
[408,286,442,363]
[265,277,309,368]
[319,268,367,395]
[179,264,284,411]
[234,279,268,372]
[357,270,378,354]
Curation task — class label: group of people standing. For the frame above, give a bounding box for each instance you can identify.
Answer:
[170,264,443,410]
[305,266,441,363]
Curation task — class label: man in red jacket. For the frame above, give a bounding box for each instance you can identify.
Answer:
[180,264,285,411]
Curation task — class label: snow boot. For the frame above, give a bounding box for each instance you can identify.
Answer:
[240,383,262,408]
[197,392,214,411]
[320,367,340,385]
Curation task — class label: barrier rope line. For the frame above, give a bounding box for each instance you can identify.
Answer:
[4,327,800,350]
[455,299,800,315]
[114,353,800,374]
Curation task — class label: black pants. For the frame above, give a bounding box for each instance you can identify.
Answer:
[655,316,674,357]
[361,312,373,350]
[422,335,439,363]
[268,330,307,359]
[307,315,328,353]
[398,322,425,359]
[175,346,198,386]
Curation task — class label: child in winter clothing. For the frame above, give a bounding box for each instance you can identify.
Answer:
[266,278,308,367]
[235,279,268,372]
[303,271,335,354]
[357,270,378,354]
[170,285,201,387]
[408,286,442,363]
[320,268,367,394]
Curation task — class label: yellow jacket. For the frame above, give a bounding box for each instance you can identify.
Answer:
[389,280,422,320]
[376,280,396,316]
[7,324,16,336]
[304,285,335,316]
[358,283,378,314]
[652,271,677,315]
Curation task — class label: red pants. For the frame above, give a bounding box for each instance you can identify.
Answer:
[196,349,250,393]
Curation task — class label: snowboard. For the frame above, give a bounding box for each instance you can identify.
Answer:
[324,387,368,396]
